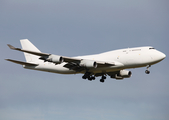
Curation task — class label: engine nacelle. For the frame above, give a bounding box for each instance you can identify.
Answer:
[110,70,132,80]
[80,60,97,68]
[119,70,132,78]
[47,55,63,64]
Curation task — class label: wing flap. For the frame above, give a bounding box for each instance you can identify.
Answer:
[5,59,39,66]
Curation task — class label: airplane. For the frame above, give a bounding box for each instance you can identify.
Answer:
[6,39,166,83]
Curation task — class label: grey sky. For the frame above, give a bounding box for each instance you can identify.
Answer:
[0,0,169,120]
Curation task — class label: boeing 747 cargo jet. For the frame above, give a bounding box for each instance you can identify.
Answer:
[6,39,166,82]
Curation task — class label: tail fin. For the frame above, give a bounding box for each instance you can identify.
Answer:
[20,39,41,62]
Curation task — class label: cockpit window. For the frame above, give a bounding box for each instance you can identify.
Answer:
[149,47,155,50]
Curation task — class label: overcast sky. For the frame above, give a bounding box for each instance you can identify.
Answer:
[0,0,169,120]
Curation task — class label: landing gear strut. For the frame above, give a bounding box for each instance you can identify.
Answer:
[145,65,151,74]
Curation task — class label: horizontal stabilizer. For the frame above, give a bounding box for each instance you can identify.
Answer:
[5,59,39,66]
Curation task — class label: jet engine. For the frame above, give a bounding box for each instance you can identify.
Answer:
[119,70,132,78]
[111,70,132,80]
[40,55,63,64]
[80,60,97,68]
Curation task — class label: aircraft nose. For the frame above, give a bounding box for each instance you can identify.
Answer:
[157,51,166,61]
[151,51,166,63]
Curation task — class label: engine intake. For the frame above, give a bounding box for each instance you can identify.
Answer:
[80,60,97,68]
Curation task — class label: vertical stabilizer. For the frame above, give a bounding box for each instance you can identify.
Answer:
[20,39,41,62]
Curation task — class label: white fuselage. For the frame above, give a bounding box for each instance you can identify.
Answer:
[24,46,166,74]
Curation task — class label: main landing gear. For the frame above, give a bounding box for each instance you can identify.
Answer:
[100,75,106,83]
[82,72,95,81]
[145,65,151,74]
[82,72,106,82]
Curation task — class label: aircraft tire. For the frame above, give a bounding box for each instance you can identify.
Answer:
[82,76,87,79]
[145,70,150,74]
[100,79,104,83]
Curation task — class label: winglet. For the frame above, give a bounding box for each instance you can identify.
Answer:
[7,43,49,57]
[7,44,16,50]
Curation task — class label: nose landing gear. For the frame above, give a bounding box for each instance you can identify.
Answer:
[145,65,151,74]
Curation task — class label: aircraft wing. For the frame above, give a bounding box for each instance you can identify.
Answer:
[7,44,115,70]
[7,44,49,56]
[62,56,115,66]
[6,59,38,66]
